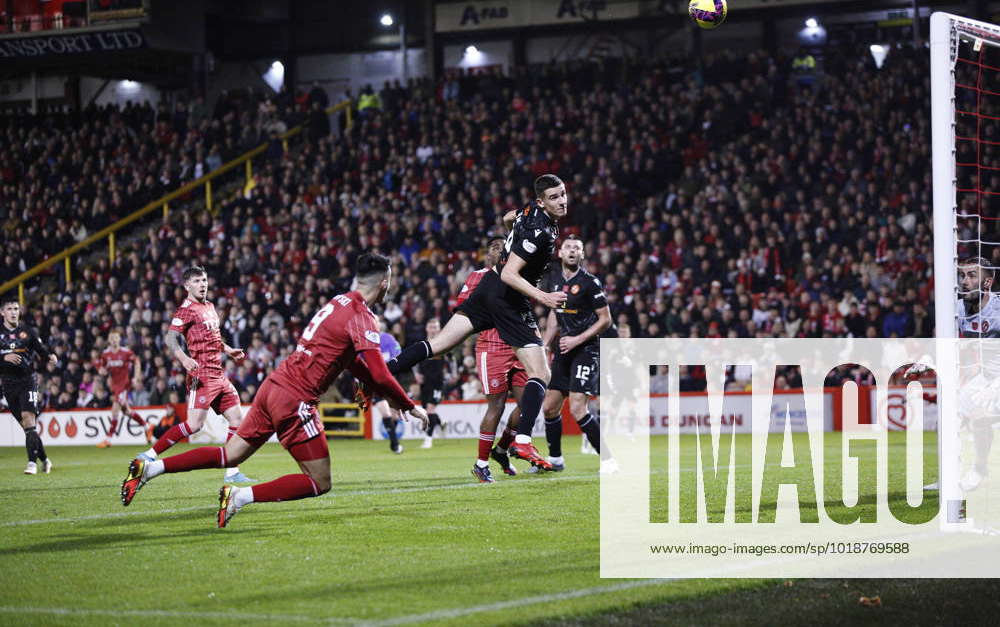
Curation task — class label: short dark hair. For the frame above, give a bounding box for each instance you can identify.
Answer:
[562,234,583,246]
[356,252,391,282]
[486,236,505,248]
[1,296,19,307]
[182,265,207,282]
[960,257,995,280]
[534,174,563,198]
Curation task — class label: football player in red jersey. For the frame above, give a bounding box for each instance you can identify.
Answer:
[135,265,254,483]
[457,237,527,482]
[96,330,147,448]
[121,253,427,527]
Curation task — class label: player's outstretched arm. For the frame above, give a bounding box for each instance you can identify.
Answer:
[350,350,416,412]
[500,253,566,309]
[404,405,429,430]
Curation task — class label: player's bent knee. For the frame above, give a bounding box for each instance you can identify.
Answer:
[223,407,243,426]
[522,364,550,383]
[224,439,255,465]
[301,462,332,494]
[314,476,332,495]
[186,416,206,431]
[542,399,562,418]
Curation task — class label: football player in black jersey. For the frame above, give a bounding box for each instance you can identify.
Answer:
[538,237,619,473]
[1,297,57,475]
[388,174,569,470]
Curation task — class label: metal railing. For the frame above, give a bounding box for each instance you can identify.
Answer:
[0,99,353,304]
[319,403,365,438]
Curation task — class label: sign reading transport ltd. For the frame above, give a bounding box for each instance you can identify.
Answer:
[436,0,642,32]
[0,29,146,59]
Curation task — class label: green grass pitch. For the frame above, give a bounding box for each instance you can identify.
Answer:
[1,435,999,626]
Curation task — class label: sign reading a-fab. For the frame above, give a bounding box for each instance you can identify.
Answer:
[436,1,642,33]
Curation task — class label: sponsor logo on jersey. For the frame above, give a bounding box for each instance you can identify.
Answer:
[365,330,381,344]
[571,284,581,294]
[523,240,537,254]
[171,317,184,326]
[18,332,27,339]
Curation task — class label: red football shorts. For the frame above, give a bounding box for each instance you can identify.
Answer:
[476,342,528,396]
[111,387,129,406]
[236,378,329,461]
[188,376,241,414]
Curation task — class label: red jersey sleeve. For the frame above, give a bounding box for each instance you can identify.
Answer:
[169,304,192,334]
[346,309,381,353]
[350,351,415,410]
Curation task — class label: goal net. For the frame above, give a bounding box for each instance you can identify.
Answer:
[931,11,1000,528]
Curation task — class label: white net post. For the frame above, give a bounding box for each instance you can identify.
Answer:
[931,11,1000,527]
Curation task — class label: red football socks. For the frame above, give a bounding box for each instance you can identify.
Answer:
[163,446,226,473]
[153,421,192,454]
[478,431,496,461]
[496,426,516,450]
[251,474,320,502]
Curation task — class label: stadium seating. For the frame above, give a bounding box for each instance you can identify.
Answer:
[5,43,934,410]
[0,88,298,279]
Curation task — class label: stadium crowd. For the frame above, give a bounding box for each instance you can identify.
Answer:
[0,87,306,287]
[3,42,937,411]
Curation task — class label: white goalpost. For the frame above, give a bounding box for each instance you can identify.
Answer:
[931,11,1000,527]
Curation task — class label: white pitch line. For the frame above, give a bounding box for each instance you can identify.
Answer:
[0,462,779,528]
[0,605,344,624]
[357,579,675,626]
[0,472,606,527]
